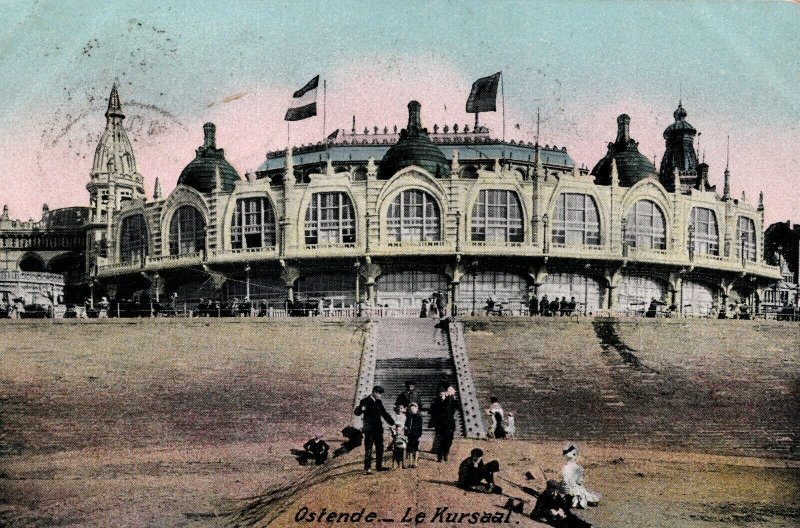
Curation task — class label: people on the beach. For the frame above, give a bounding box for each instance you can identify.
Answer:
[299,434,329,465]
[405,402,423,468]
[395,381,421,413]
[531,480,594,527]
[457,448,502,494]
[354,386,395,474]
[488,397,506,439]
[391,425,408,469]
[560,444,601,509]
[430,383,458,462]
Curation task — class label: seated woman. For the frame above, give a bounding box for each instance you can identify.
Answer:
[560,444,601,509]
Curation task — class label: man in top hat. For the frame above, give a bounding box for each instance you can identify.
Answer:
[355,386,395,474]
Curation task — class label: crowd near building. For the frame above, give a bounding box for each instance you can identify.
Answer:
[1,84,794,318]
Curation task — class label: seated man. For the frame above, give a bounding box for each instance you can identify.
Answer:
[531,480,593,528]
[457,448,502,494]
[300,434,329,465]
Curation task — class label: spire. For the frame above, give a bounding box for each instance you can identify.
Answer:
[722,135,731,200]
[105,83,124,120]
[758,191,764,211]
[153,177,163,200]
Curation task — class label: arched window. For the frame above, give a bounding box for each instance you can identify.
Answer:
[387,189,441,242]
[689,207,719,256]
[552,193,600,246]
[120,214,148,263]
[737,216,757,262]
[168,205,205,255]
[231,197,276,250]
[471,190,523,243]
[624,200,666,250]
[304,192,356,245]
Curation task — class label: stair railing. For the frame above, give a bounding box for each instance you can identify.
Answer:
[445,321,487,439]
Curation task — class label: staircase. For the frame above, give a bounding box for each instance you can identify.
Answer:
[353,317,486,438]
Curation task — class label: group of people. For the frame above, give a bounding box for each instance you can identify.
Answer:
[530,295,578,317]
[486,396,515,439]
[353,380,459,473]
[420,291,446,318]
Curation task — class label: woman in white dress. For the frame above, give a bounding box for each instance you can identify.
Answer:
[560,444,601,509]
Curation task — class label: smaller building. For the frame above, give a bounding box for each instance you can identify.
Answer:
[764,220,800,313]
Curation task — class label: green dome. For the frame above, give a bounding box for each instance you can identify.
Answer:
[591,114,658,187]
[378,101,449,179]
[178,123,240,193]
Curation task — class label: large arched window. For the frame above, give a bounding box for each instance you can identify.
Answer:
[624,200,666,250]
[168,205,205,256]
[120,214,148,263]
[737,216,757,262]
[387,189,441,242]
[231,197,276,250]
[304,192,356,246]
[552,193,600,246]
[471,190,523,243]
[689,207,719,256]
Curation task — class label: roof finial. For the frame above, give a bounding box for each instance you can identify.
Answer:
[535,107,541,147]
[105,83,124,120]
[153,177,163,200]
[725,134,730,171]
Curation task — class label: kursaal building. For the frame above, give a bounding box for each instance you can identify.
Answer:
[1,85,783,316]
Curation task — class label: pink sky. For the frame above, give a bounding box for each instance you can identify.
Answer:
[1,58,797,226]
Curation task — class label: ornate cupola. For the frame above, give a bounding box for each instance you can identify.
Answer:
[177,123,241,193]
[378,101,449,179]
[659,102,699,192]
[87,84,145,223]
[591,114,658,187]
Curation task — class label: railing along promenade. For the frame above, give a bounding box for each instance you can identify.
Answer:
[96,239,781,279]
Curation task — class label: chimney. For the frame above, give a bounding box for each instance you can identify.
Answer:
[616,114,631,143]
[203,122,216,149]
[407,101,423,134]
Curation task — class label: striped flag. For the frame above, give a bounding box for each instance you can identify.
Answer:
[466,72,501,113]
[284,75,319,121]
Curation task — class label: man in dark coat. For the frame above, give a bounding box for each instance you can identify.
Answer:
[457,448,503,494]
[531,480,593,527]
[354,386,395,473]
[431,384,458,462]
[300,435,330,465]
[395,381,421,413]
[529,295,539,317]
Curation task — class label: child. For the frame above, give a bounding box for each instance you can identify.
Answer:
[393,404,407,430]
[391,425,408,469]
[405,402,423,468]
[505,412,516,439]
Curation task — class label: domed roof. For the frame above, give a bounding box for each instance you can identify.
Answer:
[178,123,240,193]
[662,102,697,139]
[378,101,449,179]
[591,114,658,187]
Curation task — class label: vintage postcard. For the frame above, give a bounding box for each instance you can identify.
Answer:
[0,1,798,527]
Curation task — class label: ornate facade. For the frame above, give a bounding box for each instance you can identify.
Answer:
[90,89,780,317]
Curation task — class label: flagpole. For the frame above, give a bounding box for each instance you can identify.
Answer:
[322,79,327,153]
[500,71,506,142]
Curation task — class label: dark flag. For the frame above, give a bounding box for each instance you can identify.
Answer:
[326,129,339,142]
[285,75,319,121]
[466,72,501,113]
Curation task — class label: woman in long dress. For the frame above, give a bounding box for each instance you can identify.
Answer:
[489,397,506,439]
[560,444,601,509]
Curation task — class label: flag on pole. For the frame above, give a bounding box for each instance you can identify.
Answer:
[466,72,501,113]
[285,75,319,121]
[326,129,339,142]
